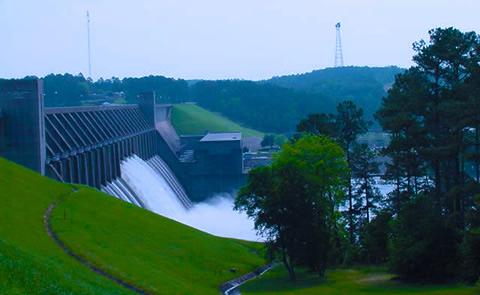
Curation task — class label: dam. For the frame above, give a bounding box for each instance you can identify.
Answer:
[0,79,246,209]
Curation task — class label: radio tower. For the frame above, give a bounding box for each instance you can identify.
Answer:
[86,11,92,78]
[334,22,344,67]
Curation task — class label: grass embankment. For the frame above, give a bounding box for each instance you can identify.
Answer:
[241,266,479,295]
[0,158,265,294]
[51,188,264,294]
[171,103,263,137]
[0,158,128,294]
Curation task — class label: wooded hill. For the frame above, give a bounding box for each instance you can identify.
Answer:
[5,66,403,133]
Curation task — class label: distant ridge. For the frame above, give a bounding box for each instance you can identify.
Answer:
[265,66,405,126]
[266,66,404,91]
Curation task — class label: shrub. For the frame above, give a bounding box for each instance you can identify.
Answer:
[389,196,461,282]
[359,210,392,264]
[462,195,480,283]
[462,228,480,283]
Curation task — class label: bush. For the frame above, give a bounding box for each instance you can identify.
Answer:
[389,196,461,282]
[359,210,392,264]
[462,228,480,283]
[462,195,480,283]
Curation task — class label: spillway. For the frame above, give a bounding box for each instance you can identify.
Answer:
[147,155,193,209]
[103,155,188,221]
[103,154,258,241]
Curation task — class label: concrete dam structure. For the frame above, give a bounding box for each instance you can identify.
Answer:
[0,79,245,207]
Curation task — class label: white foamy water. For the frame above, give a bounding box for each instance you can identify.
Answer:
[181,195,258,240]
[120,155,259,241]
[121,156,187,219]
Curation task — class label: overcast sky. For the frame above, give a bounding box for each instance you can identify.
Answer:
[1,0,479,80]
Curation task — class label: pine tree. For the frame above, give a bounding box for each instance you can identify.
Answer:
[351,144,383,223]
[336,101,369,243]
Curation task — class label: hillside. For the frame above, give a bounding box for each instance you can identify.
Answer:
[267,66,405,125]
[171,103,264,137]
[188,80,333,133]
[267,66,403,91]
[0,158,265,294]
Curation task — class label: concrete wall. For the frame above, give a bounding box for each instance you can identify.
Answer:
[183,139,244,201]
[0,79,45,174]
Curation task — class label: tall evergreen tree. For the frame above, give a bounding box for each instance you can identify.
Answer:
[377,27,480,281]
[350,143,382,223]
[377,27,480,228]
[336,101,369,243]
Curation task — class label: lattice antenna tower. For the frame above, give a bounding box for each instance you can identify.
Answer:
[335,22,344,67]
[86,11,92,78]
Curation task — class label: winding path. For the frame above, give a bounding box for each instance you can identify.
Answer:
[220,263,275,295]
[43,191,149,295]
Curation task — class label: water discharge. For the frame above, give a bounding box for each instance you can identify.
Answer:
[120,155,260,241]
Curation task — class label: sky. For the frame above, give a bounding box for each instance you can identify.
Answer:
[1,0,479,80]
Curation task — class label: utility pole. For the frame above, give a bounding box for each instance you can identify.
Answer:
[86,11,92,78]
[334,22,344,67]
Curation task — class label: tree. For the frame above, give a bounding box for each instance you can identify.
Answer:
[377,28,480,228]
[296,113,336,137]
[359,210,392,264]
[235,135,348,280]
[350,143,382,223]
[43,73,90,107]
[336,101,369,244]
[375,68,430,198]
[462,194,480,283]
[296,101,369,245]
[375,27,480,281]
[390,196,461,282]
[336,101,370,151]
[261,134,275,147]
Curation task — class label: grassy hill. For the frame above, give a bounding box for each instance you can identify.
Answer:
[241,266,479,295]
[171,103,263,137]
[0,157,265,294]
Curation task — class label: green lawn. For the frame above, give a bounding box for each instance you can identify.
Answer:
[241,266,480,295]
[171,103,263,137]
[0,158,265,294]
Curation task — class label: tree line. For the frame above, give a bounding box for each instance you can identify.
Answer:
[235,27,480,284]
[38,75,334,133]
[12,66,398,134]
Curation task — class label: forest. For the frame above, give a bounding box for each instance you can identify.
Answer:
[236,27,480,285]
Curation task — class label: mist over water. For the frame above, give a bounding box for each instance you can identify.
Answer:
[182,195,259,241]
[120,156,260,241]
